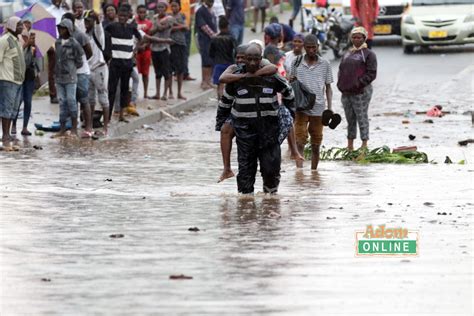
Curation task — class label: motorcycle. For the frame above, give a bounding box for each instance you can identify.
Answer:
[302,7,355,59]
[326,9,355,58]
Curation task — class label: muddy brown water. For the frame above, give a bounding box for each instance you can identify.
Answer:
[1,45,473,314]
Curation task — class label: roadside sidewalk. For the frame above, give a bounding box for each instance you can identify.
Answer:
[24,9,293,142]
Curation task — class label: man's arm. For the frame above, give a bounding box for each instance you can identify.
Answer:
[83,43,92,60]
[219,64,245,83]
[325,84,333,111]
[143,34,173,44]
[216,84,235,131]
[255,64,278,77]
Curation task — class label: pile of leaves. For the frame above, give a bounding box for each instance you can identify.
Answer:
[304,145,429,164]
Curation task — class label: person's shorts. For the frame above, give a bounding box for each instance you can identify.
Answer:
[252,0,268,8]
[76,73,90,104]
[212,63,232,85]
[152,50,171,80]
[170,44,187,75]
[294,112,323,146]
[0,80,22,120]
[136,49,152,76]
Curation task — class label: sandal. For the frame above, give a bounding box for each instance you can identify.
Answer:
[322,109,333,126]
[329,113,341,129]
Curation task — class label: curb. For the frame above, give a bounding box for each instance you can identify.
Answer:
[108,88,215,138]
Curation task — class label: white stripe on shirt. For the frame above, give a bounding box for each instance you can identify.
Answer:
[112,50,133,59]
[111,37,134,46]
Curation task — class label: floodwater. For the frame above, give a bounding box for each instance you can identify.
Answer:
[1,116,472,314]
[1,45,474,314]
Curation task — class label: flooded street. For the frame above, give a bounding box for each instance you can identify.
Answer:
[1,44,473,315]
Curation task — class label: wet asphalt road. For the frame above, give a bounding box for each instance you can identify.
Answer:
[1,41,473,315]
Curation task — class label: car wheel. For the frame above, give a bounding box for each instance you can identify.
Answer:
[403,45,414,54]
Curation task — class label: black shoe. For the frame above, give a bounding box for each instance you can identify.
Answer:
[50,96,59,104]
[329,113,342,129]
[322,109,333,126]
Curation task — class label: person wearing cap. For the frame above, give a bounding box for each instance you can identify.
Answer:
[290,34,333,170]
[84,10,110,136]
[337,26,377,150]
[0,17,25,147]
[351,0,379,49]
[53,19,84,138]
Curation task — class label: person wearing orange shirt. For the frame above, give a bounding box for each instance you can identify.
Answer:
[350,0,379,49]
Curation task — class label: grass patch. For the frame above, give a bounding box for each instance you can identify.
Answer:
[305,146,430,164]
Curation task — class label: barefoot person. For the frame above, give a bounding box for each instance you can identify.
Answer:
[54,19,84,137]
[291,34,333,170]
[216,45,295,194]
[0,17,25,147]
[217,43,303,182]
[337,27,377,150]
[217,44,277,182]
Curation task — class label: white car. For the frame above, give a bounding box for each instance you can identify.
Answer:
[401,0,474,53]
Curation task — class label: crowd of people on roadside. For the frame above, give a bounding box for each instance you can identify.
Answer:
[0,0,378,197]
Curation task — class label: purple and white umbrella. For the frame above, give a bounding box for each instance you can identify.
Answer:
[1,3,57,57]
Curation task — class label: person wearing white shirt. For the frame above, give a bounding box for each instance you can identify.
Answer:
[47,0,68,104]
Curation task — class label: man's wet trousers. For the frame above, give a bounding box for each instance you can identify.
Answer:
[236,136,281,194]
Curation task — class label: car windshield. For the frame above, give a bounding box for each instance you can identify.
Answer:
[412,0,473,5]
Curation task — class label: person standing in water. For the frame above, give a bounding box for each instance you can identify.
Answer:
[216,45,295,194]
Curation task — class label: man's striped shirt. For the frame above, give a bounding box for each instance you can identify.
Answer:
[291,55,333,116]
[105,22,142,67]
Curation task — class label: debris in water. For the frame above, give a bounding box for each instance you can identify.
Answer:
[169,274,193,280]
[109,234,124,238]
[458,139,474,146]
[444,156,452,164]
[188,227,200,232]
[408,134,416,140]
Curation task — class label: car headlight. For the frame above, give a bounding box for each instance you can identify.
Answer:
[464,14,474,23]
[403,15,415,24]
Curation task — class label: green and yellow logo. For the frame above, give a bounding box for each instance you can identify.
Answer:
[355,225,419,257]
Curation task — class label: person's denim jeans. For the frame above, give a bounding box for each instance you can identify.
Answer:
[13,79,35,129]
[56,82,77,123]
[230,24,244,46]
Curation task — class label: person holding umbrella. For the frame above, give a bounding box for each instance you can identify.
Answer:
[0,17,25,148]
